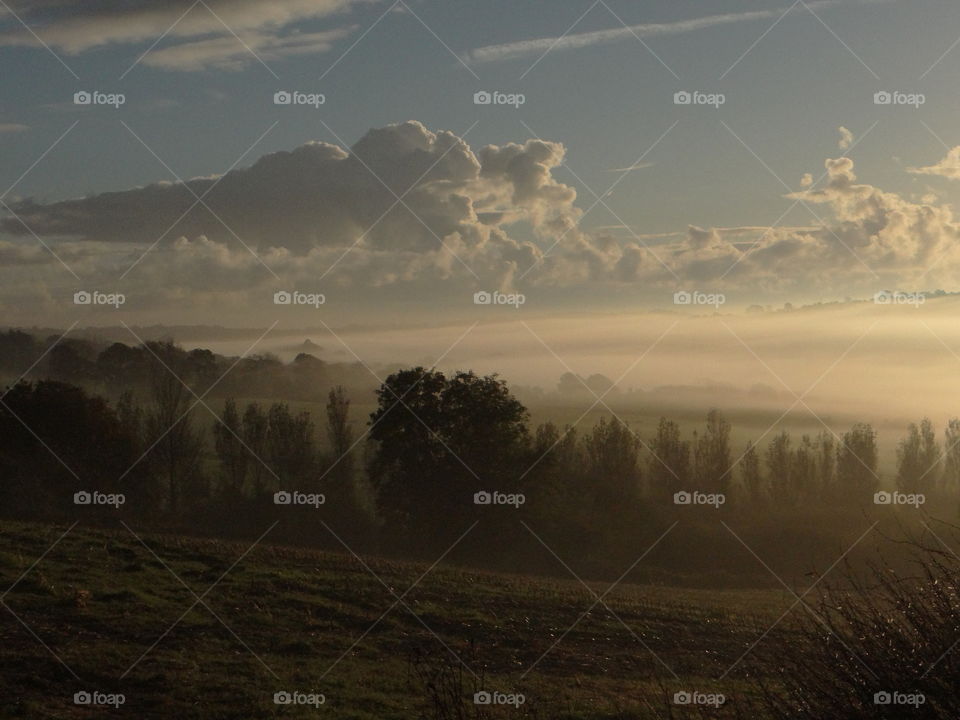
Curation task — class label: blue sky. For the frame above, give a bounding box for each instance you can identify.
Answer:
[4,0,960,325]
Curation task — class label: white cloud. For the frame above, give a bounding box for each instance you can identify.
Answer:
[838,126,853,150]
[908,147,960,180]
[4,121,960,316]
[1,120,572,290]
[608,162,654,173]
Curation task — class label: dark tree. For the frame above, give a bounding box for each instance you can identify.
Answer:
[143,341,206,512]
[896,418,940,495]
[648,417,691,500]
[214,399,247,497]
[693,409,732,495]
[836,423,879,503]
[368,368,528,545]
[0,381,141,515]
[740,440,764,504]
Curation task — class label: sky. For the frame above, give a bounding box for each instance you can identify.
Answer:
[5,0,960,362]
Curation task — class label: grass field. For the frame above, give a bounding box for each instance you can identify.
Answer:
[0,520,796,719]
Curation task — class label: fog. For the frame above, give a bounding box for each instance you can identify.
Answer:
[163,294,960,423]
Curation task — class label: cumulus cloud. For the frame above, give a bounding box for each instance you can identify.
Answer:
[838,126,853,150]
[0,0,369,69]
[5,120,960,317]
[1,120,577,290]
[908,147,960,180]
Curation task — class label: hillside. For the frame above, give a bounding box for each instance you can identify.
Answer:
[0,520,794,719]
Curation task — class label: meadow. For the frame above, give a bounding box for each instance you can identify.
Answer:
[0,520,794,719]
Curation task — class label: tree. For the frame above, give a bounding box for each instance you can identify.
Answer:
[740,440,764,504]
[694,409,732,495]
[836,423,878,503]
[944,418,960,494]
[367,368,528,544]
[766,430,793,505]
[896,418,940,495]
[326,386,353,460]
[323,386,355,503]
[97,342,147,388]
[241,403,269,497]
[583,416,640,505]
[648,418,691,500]
[0,381,141,515]
[143,341,206,512]
[214,399,247,497]
[792,434,817,502]
[48,341,94,385]
[266,403,315,490]
[816,431,836,499]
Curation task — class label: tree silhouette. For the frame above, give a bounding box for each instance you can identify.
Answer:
[896,418,940,495]
[368,368,528,547]
[648,417,691,500]
[694,409,732,494]
[836,423,878,503]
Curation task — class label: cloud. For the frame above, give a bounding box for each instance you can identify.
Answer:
[466,0,880,65]
[141,27,355,71]
[908,147,960,180]
[1,120,574,289]
[0,0,370,70]
[4,121,959,315]
[838,126,853,150]
[608,162,654,173]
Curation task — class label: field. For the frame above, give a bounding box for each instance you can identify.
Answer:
[0,520,796,719]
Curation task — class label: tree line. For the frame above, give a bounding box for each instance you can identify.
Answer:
[1,341,957,576]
